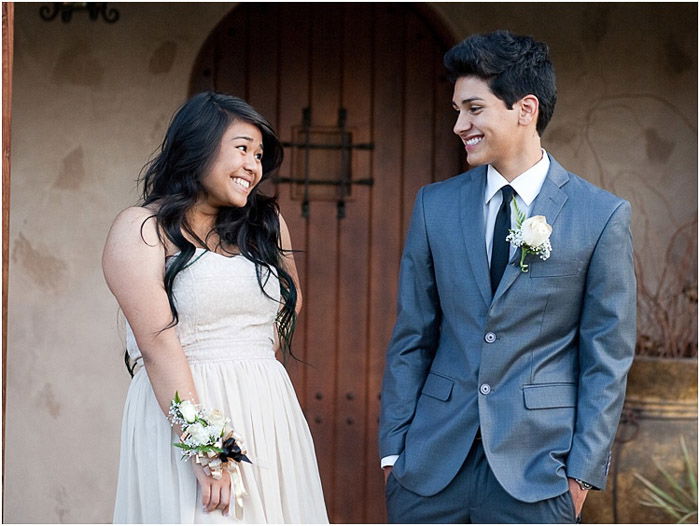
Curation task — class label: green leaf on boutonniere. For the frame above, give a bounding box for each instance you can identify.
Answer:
[511,197,526,228]
[519,247,531,272]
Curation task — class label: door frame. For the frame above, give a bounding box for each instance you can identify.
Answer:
[2,1,14,514]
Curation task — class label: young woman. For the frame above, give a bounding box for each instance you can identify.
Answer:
[104,92,328,523]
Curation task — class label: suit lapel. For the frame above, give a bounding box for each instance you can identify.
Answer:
[459,167,492,307]
[493,155,570,302]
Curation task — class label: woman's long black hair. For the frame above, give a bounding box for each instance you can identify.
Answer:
[125,91,297,375]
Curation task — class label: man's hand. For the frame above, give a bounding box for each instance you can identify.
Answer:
[383,466,393,485]
[567,478,588,519]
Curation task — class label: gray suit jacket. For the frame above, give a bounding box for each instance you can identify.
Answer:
[379,155,636,502]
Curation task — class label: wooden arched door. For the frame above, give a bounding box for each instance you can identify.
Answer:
[190,4,461,522]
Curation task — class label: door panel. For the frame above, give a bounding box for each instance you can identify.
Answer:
[190,4,461,522]
[332,5,373,521]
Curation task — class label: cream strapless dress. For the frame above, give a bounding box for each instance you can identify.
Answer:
[113,249,328,523]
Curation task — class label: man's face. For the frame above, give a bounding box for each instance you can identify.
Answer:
[451,76,521,169]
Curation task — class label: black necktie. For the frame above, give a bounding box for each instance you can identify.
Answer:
[490,185,515,293]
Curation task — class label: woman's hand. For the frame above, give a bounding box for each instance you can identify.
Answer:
[192,462,232,515]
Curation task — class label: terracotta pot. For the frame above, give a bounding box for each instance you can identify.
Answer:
[585,357,698,523]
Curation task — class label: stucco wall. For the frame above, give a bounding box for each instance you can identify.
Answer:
[5,3,234,522]
[5,2,696,523]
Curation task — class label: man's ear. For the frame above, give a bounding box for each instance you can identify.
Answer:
[518,94,539,128]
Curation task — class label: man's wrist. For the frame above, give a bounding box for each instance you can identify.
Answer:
[573,478,594,491]
[381,454,399,469]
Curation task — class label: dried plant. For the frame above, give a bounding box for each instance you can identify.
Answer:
[634,436,698,523]
[635,219,698,358]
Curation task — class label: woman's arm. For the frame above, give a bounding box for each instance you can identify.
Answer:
[103,206,231,514]
[279,212,302,314]
[102,206,198,414]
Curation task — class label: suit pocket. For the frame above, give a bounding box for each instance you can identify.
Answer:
[384,471,398,497]
[421,372,454,401]
[523,383,577,409]
[530,259,582,278]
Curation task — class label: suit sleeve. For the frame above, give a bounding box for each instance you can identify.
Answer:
[566,200,636,489]
[379,187,441,459]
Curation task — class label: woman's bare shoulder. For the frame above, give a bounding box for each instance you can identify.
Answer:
[107,206,163,251]
[113,205,157,222]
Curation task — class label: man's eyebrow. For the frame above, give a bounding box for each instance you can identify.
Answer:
[454,97,485,106]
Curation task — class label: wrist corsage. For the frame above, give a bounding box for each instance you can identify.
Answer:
[169,392,251,517]
[505,199,553,272]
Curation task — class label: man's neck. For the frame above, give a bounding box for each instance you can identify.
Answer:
[491,141,543,182]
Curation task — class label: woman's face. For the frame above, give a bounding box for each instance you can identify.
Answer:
[198,120,264,211]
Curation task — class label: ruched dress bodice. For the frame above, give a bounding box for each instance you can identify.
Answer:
[126,249,280,365]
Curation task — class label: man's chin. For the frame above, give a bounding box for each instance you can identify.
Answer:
[466,155,488,167]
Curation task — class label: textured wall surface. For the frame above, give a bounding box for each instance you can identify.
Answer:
[5,3,234,522]
[5,2,697,523]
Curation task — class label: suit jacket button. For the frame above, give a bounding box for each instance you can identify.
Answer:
[484,332,496,343]
[479,383,492,395]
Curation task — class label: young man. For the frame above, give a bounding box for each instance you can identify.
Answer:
[379,30,636,523]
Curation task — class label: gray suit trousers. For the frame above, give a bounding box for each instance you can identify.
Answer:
[386,438,578,524]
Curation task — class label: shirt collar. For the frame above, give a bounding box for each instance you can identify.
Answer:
[485,149,551,206]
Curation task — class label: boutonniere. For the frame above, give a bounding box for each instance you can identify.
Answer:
[505,199,552,272]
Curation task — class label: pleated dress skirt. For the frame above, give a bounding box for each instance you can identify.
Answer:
[114,345,328,524]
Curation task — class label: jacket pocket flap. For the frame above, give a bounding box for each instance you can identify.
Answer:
[530,260,582,278]
[523,383,577,409]
[422,373,454,401]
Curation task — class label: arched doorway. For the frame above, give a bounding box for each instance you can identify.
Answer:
[190,4,460,522]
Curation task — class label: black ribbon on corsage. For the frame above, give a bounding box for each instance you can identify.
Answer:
[220,437,252,464]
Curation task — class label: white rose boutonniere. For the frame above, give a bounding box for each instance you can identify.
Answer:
[505,200,553,272]
[521,216,552,248]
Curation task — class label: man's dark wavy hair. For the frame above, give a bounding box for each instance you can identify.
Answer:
[125,91,298,375]
[443,30,557,135]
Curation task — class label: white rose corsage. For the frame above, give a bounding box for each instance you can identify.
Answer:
[169,392,251,517]
[505,199,553,272]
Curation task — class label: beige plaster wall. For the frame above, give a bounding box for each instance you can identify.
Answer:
[5,3,233,522]
[5,2,696,523]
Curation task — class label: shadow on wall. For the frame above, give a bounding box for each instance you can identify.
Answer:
[583,94,697,358]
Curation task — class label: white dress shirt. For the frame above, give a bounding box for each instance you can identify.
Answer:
[380,150,551,470]
[484,150,550,264]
